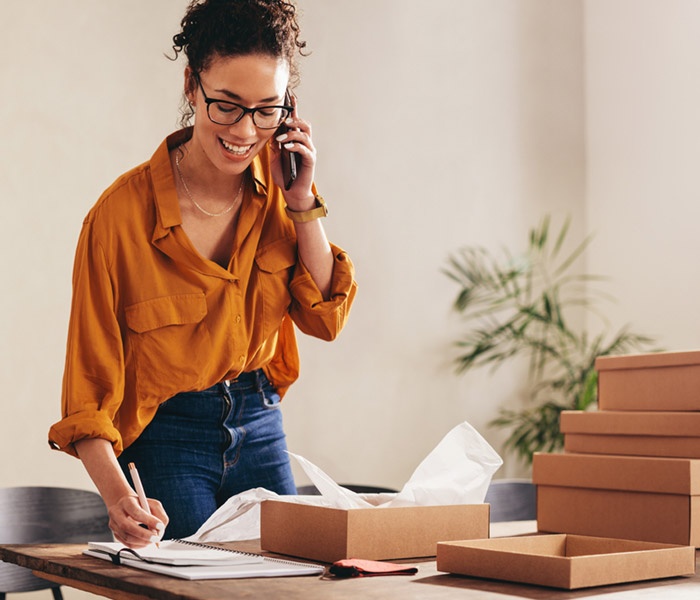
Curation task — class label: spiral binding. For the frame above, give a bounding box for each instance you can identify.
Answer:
[173,539,322,568]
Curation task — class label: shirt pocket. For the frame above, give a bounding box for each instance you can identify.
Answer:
[125,293,211,404]
[253,239,296,342]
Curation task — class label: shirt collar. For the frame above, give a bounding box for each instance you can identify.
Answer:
[249,149,269,196]
[151,128,190,238]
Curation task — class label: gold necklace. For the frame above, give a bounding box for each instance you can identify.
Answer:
[175,149,244,217]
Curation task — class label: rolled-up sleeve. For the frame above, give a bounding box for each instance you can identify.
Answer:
[288,243,357,341]
[48,219,126,458]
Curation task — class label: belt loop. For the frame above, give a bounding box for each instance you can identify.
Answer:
[256,369,272,406]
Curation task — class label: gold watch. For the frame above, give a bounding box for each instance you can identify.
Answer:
[285,194,328,223]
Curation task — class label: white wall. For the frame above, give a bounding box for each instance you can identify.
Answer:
[584,0,700,351]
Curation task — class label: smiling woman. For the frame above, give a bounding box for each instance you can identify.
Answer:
[47,0,357,547]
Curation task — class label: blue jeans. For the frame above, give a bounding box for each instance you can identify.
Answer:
[117,370,296,539]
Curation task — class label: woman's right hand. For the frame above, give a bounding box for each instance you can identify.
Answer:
[107,493,168,548]
[74,438,169,548]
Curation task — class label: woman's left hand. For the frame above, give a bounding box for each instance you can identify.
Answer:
[269,105,318,210]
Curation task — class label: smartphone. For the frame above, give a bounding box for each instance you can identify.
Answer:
[278,90,300,190]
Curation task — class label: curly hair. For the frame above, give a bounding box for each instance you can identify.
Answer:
[171,0,307,126]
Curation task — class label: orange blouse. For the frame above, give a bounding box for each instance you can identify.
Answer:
[49,129,357,458]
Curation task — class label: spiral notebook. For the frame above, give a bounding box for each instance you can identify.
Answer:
[84,540,324,580]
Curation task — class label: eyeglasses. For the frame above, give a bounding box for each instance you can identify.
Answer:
[195,75,293,130]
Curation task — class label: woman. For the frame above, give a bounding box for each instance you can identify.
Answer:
[48,0,356,547]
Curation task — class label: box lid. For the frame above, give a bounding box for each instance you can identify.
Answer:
[533,452,700,495]
[595,350,700,371]
[436,534,695,590]
[560,410,700,437]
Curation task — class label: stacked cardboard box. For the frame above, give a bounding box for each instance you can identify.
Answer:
[533,350,700,546]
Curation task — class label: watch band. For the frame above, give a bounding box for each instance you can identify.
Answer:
[285,194,328,223]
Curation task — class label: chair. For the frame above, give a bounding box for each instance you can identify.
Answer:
[296,484,398,495]
[0,487,112,600]
[484,479,537,522]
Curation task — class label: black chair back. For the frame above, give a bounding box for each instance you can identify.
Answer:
[0,487,112,599]
[296,484,398,495]
[484,479,537,522]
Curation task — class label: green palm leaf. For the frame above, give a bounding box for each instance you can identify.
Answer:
[445,216,657,464]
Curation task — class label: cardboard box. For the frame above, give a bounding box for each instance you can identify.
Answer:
[260,500,489,562]
[596,350,700,411]
[560,409,700,436]
[533,452,700,494]
[537,486,700,546]
[436,534,695,589]
[564,434,700,458]
[533,453,700,545]
[560,410,700,458]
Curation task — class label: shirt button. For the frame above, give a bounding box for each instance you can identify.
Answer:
[235,314,242,324]
[239,355,245,363]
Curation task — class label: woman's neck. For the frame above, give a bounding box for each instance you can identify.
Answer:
[176,141,246,200]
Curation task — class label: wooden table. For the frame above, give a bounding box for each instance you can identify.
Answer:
[2,526,699,600]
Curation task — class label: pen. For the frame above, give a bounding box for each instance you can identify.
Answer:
[128,462,161,545]
[128,462,151,513]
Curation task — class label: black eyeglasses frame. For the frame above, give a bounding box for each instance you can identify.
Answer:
[194,74,293,130]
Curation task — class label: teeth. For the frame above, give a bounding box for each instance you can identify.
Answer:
[221,139,251,155]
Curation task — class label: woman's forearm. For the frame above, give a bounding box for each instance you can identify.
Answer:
[294,218,333,300]
[75,438,167,547]
[75,438,134,505]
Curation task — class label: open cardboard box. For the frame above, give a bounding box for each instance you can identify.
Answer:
[533,453,700,546]
[436,534,695,589]
[561,410,700,458]
[596,349,700,411]
[260,499,489,562]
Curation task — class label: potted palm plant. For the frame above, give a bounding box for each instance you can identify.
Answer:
[444,216,656,464]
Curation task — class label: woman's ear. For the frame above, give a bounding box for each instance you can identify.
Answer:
[184,67,196,105]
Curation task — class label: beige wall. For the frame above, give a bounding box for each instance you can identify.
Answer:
[584,0,700,351]
[8,0,697,566]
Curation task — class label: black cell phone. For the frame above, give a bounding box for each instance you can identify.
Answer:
[278,90,299,190]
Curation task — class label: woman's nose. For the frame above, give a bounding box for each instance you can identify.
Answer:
[230,113,257,137]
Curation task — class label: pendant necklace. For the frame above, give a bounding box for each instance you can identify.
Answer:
[175,148,244,217]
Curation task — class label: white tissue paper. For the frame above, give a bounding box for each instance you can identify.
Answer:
[185,421,502,543]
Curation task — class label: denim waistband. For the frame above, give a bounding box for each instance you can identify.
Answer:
[222,370,261,386]
[172,370,268,399]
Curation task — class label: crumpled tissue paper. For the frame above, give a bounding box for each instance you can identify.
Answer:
[185,420,502,542]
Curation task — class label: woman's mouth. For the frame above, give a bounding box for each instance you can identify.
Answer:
[220,138,253,156]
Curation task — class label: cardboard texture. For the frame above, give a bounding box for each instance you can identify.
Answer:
[537,486,700,546]
[595,350,700,411]
[532,453,700,494]
[559,410,700,458]
[534,453,700,545]
[436,534,695,589]
[260,500,489,562]
[560,409,700,436]
[564,433,700,458]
